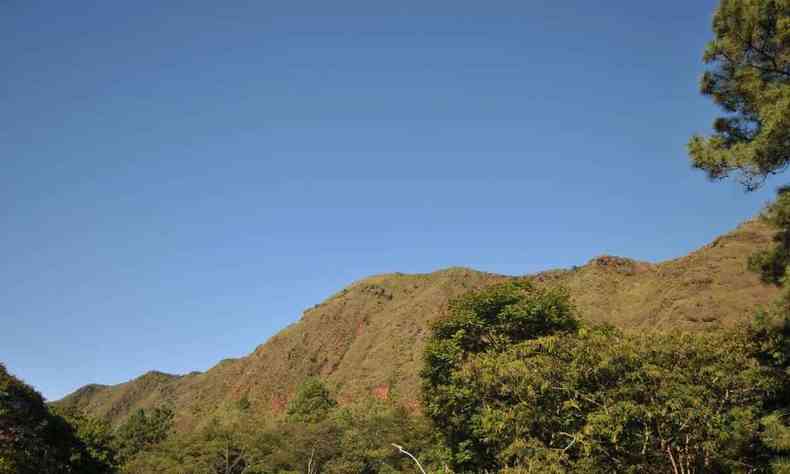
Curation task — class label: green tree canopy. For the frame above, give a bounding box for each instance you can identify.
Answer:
[115,406,174,466]
[421,281,579,471]
[122,397,444,474]
[286,377,337,423]
[53,406,118,472]
[0,363,114,474]
[421,281,790,472]
[687,4,790,466]
[749,187,790,285]
[688,0,789,190]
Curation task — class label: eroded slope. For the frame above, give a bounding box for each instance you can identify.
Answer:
[55,220,778,431]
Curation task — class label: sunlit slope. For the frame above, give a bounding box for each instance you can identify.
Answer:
[55,219,778,431]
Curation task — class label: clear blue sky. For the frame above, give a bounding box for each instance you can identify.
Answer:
[1,1,782,400]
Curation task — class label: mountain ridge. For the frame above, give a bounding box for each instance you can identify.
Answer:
[55,218,779,432]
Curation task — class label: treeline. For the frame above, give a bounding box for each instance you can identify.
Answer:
[0,364,446,473]
[119,382,446,473]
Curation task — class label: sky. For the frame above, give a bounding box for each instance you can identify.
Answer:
[1,0,784,400]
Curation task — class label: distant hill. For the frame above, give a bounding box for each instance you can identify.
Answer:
[55,219,779,432]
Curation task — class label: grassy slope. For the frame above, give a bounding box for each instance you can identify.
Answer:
[54,219,779,431]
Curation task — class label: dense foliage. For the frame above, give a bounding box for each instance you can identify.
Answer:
[54,407,119,471]
[421,281,790,473]
[688,0,789,190]
[745,194,790,474]
[286,377,337,423]
[0,363,115,474]
[688,1,790,471]
[119,383,444,474]
[749,187,790,285]
[114,407,175,466]
[421,281,578,470]
[1,369,444,473]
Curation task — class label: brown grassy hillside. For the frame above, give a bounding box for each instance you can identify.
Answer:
[55,219,779,431]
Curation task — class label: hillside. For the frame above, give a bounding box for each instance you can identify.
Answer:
[55,219,780,431]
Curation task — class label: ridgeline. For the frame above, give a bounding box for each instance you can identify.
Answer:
[55,219,779,432]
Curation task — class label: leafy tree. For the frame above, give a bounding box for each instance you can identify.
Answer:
[688,0,789,190]
[421,280,578,471]
[0,363,114,474]
[748,188,790,284]
[265,417,342,474]
[762,413,790,473]
[322,399,443,474]
[688,2,790,470]
[750,299,790,473]
[421,281,789,472]
[0,362,74,473]
[122,396,445,474]
[54,406,118,472]
[115,406,174,466]
[719,163,790,474]
[122,419,271,474]
[286,378,337,423]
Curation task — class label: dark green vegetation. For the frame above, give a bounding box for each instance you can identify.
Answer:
[2,0,789,472]
[688,0,789,190]
[0,363,115,474]
[286,377,337,423]
[114,407,174,466]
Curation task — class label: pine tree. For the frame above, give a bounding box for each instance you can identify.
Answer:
[688,0,789,190]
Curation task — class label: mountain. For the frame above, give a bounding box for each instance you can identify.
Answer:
[55,219,780,432]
